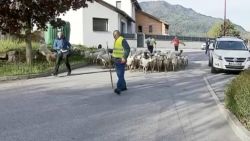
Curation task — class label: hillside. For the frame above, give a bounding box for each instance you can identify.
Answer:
[140,1,247,37]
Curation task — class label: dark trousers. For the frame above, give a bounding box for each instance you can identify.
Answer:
[205,46,209,54]
[115,61,127,91]
[174,46,179,51]
[54,52,71,75]
[147,45,154,53]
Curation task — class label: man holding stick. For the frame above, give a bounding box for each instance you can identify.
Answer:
[112,30,130,95]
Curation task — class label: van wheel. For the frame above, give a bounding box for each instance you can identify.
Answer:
[211,65,217,73]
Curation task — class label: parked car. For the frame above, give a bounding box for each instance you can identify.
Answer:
[209,36,250,73]
[201,43,206,50]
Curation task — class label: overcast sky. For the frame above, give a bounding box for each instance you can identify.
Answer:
[138,0,250,31]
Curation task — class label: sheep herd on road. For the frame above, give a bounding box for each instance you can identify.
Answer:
[82,48,189,73]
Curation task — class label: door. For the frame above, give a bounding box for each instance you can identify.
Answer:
[137,33,144,48]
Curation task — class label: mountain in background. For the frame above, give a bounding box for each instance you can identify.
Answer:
[139,1,248,37]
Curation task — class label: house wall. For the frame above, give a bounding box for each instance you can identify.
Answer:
[119,15,128,34]
[127,39,137,48]
[60,1,136,47]
[104,0,133,18]
[59,8,84,45]
[161,23,164,35]
[136,12,164,35]
[81,2,121,48]
[131,4,136,33]
[104,0,136,33]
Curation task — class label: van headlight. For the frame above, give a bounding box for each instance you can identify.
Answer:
[214,54,222,60]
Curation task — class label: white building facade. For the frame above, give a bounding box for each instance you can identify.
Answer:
[60,0,140,48]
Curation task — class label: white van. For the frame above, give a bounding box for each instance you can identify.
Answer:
[209,37,250,73]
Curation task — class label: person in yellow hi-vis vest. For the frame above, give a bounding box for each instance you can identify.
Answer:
[112,30,131,95]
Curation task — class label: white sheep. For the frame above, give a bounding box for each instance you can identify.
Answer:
[163,56,172,72]
[97,53,110,68]
[126,55,135,71]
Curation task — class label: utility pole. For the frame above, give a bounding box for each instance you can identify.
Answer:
[224,0,227,36]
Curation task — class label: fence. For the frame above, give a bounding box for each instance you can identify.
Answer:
[122,33,214,42]
[145,35,215,42]
[122,33,212,48]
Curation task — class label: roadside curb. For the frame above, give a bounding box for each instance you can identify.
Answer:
[0,63,89,82]
[204,76,250,141]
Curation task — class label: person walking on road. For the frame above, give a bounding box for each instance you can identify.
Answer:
[205,38,210,54]
[112,30,130,95]
[171,36,185,51]
[52,32,72,76]
[146,36,156,54]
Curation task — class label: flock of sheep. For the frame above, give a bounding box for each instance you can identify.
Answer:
[83,48,189,73]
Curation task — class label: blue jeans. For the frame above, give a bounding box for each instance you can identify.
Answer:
[115,61,127,91]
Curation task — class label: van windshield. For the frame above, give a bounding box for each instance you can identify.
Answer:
[216,41,247,50]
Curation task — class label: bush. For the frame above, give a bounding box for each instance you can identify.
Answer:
[0,39,39,53]
[225,71,250,130]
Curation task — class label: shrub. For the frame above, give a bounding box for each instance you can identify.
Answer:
[0,39,39,53]
[225,71,250,130]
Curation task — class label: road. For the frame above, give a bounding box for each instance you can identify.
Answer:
[0,50,240,141]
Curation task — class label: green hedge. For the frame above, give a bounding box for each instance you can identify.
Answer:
[225,71,250,130]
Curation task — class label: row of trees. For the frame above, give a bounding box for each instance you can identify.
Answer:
[207,19,240,38]
[0,0,93,64]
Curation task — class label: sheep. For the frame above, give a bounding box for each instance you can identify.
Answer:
[163,55,172,72]
[84,48,189,73]
[38,44,56,64]
[177,56,184,70]
[140,52,154,73]
[97,53,111,68]
[132,54,142,71]
[92,50,106,64]
[140,57,153,73]
[182,56,189,68]
[155,55,164,72]
[126,55,135,71]
[171,56,178,71]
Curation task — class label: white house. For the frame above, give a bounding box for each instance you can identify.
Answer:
[60,0,141,48]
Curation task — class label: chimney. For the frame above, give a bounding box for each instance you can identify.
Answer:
[116,1,121,9]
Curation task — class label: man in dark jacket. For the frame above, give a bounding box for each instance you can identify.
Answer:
[205,38,210,54]
[112,30,130,95]
[52,32,71,76]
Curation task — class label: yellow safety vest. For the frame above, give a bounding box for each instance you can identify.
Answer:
[112,36,124,58]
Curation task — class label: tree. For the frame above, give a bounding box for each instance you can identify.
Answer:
[207,22,222,38]
[0,0,92,64]
[207,19,240,38]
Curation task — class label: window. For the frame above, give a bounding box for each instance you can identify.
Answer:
[149,25,153,33]
[121,22,126,34]
[116,1,121,9]
[138,26,142,32]
[93,18,108,32]
[165,24,169,34]
[216,41,247,50]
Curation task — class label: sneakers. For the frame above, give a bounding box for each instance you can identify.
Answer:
[67,71,71,76]
[114,89,121,95]
[114,88,128,95]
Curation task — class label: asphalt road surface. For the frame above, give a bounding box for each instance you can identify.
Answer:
[0,49,240,141]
